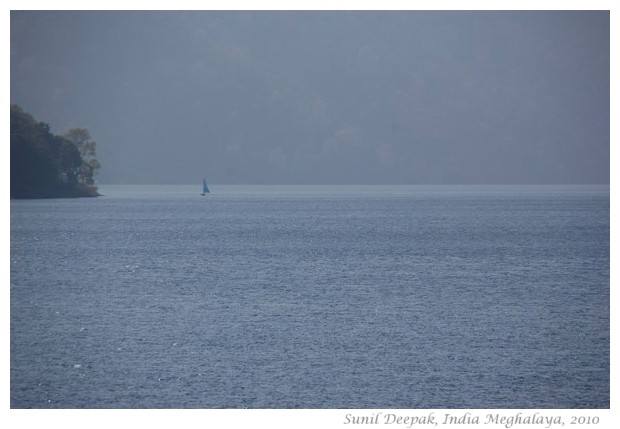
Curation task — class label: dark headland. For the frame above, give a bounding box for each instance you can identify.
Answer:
[10,104,101,199]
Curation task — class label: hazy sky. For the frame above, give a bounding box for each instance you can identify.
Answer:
[10,10,609,184]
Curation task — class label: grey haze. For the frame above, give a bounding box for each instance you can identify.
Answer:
[10,11,610,184]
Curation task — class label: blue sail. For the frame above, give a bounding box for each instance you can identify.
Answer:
[202,179,210,195]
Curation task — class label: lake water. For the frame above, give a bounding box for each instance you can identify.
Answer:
[10,185,610,408]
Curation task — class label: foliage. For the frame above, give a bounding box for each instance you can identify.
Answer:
[10,104,101,198]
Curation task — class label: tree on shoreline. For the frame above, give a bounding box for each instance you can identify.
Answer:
[63,128,102,186]
[10,104,101,198]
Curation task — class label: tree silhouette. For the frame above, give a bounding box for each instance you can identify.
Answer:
[10,104,101,198]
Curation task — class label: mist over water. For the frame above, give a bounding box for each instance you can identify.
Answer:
[10,11,610,185]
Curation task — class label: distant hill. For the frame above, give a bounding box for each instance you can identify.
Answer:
[10,104,101,199]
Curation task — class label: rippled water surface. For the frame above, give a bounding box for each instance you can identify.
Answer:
[10,185,609,408]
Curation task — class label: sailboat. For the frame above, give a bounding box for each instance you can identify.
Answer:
[201,179,210,196]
